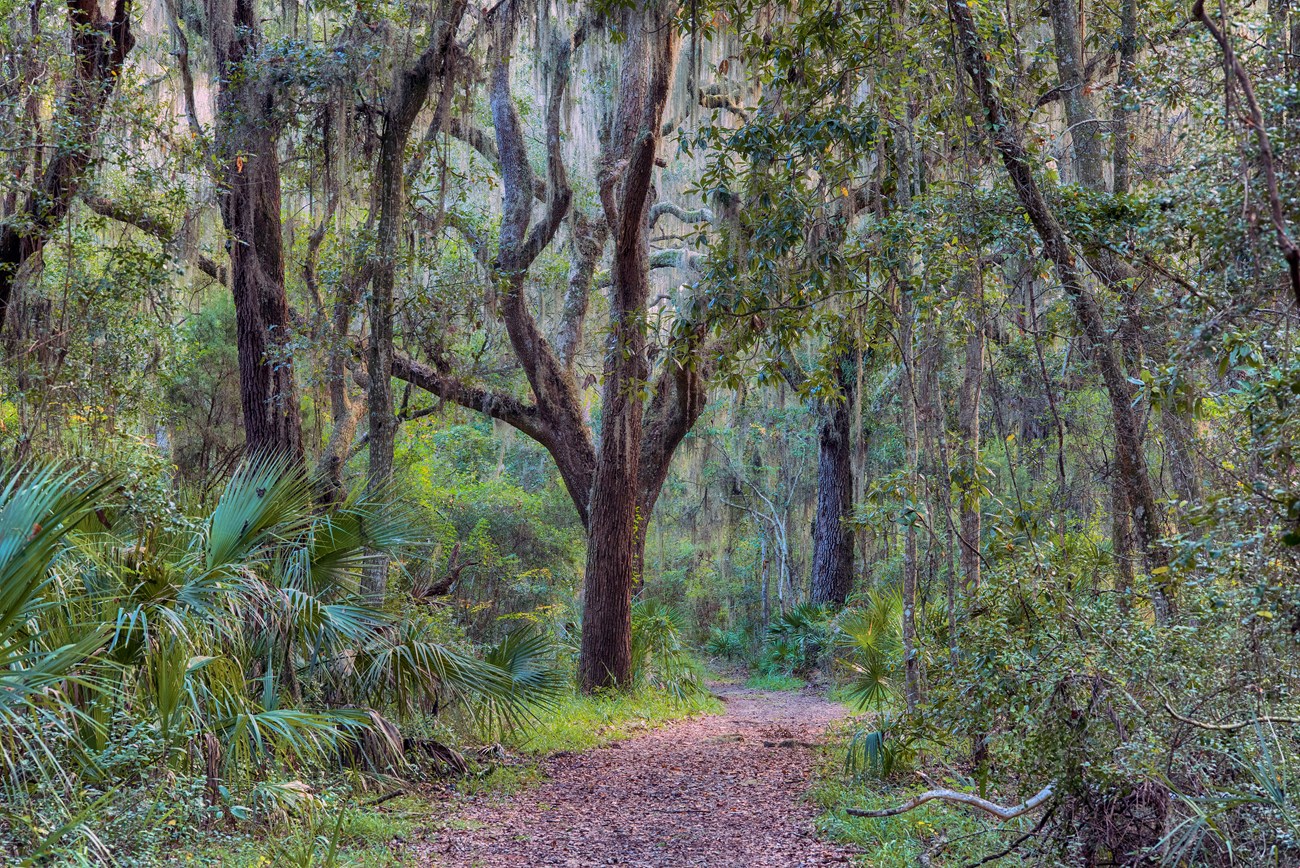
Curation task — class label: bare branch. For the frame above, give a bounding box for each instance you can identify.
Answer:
[1163,700,1300,732]
[846,783,1054,821]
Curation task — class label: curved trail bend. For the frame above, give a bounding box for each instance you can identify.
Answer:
[423,685,857,867]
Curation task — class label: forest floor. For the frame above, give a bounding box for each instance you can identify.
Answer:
[416,683,860,867]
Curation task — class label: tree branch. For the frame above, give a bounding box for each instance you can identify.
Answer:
[650,201,714,227]
[1193,0,1300,305]
[595,247,702,287]
[390,351,548,443]
[82,193,228,285]
[846,783,1054,821]
[1163,700,1300,732]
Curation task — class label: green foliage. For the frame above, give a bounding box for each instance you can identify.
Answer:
[761,602,831,676]
[629,599,702,700]
[0,460,564,862]
[834,589,903,713]
[703,625,747,661]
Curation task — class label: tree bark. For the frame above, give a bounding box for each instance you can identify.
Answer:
[361,3,465,600]
[956,271,984,590]
[1112,0,1139,195]
[580,0,681,692]
[0,0,135,330]
[1047,0,1106,189]
[208,0,302,462]
[900,289,921,713]
[810,353,856,607]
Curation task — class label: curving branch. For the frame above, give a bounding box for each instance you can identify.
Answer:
[1193,0,1300,305]
[447,115,548,202]
[846,783,1054,821]
[161,0,202,139]
[1163,700,1300,732]
[595,247,702,288]
[391,351,548,443]
[650,201,714,227]
[639,340,712,518]
[82,193,227,285]
[555,209,607,369]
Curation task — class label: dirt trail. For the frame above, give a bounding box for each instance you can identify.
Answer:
[422,684,857,867]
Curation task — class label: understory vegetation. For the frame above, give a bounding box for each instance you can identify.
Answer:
[5,0,1300,864]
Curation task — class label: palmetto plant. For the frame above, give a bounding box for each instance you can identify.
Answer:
[832,589,911,781]
[833,588,902,712]
[630,599,700,699]
[0,457,563,820]
[0,465,111,795]
[762,602,831,675]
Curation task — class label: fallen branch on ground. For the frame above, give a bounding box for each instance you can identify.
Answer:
[846,783,1054,820]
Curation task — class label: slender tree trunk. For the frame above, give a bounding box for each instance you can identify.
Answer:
[361,5,463,600]
[1048,0,1106,189]
[1111,466,1136,604]
[957,272,984,590]
[1112,0,1139,195]
[810,352,856,607]
[1161,407,1202,505]
[947,0,1174,619]
[900,290,921,713]
[210,0,302,463]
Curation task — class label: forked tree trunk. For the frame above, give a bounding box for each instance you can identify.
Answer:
[579,0,681,692]
[0,0,135,330]
[209,0,302,463]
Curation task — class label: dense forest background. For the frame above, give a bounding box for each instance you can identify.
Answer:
[4,0,1300,864]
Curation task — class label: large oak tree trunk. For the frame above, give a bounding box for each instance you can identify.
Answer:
[209,0,302,462]
[580,0,680,692]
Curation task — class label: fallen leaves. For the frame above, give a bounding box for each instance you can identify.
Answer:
[420,685,856,867]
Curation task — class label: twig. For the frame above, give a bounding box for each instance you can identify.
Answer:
[1193,0,1300,305]
[362,789,407,808]
[1163,700,1300,732]
[846,783,1054,820]
[961,805,1056,868]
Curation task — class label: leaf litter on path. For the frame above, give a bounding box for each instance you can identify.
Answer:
[419,685,857,867]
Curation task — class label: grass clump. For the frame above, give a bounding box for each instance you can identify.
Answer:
[744,672,806,692]
[503,685,721,756]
